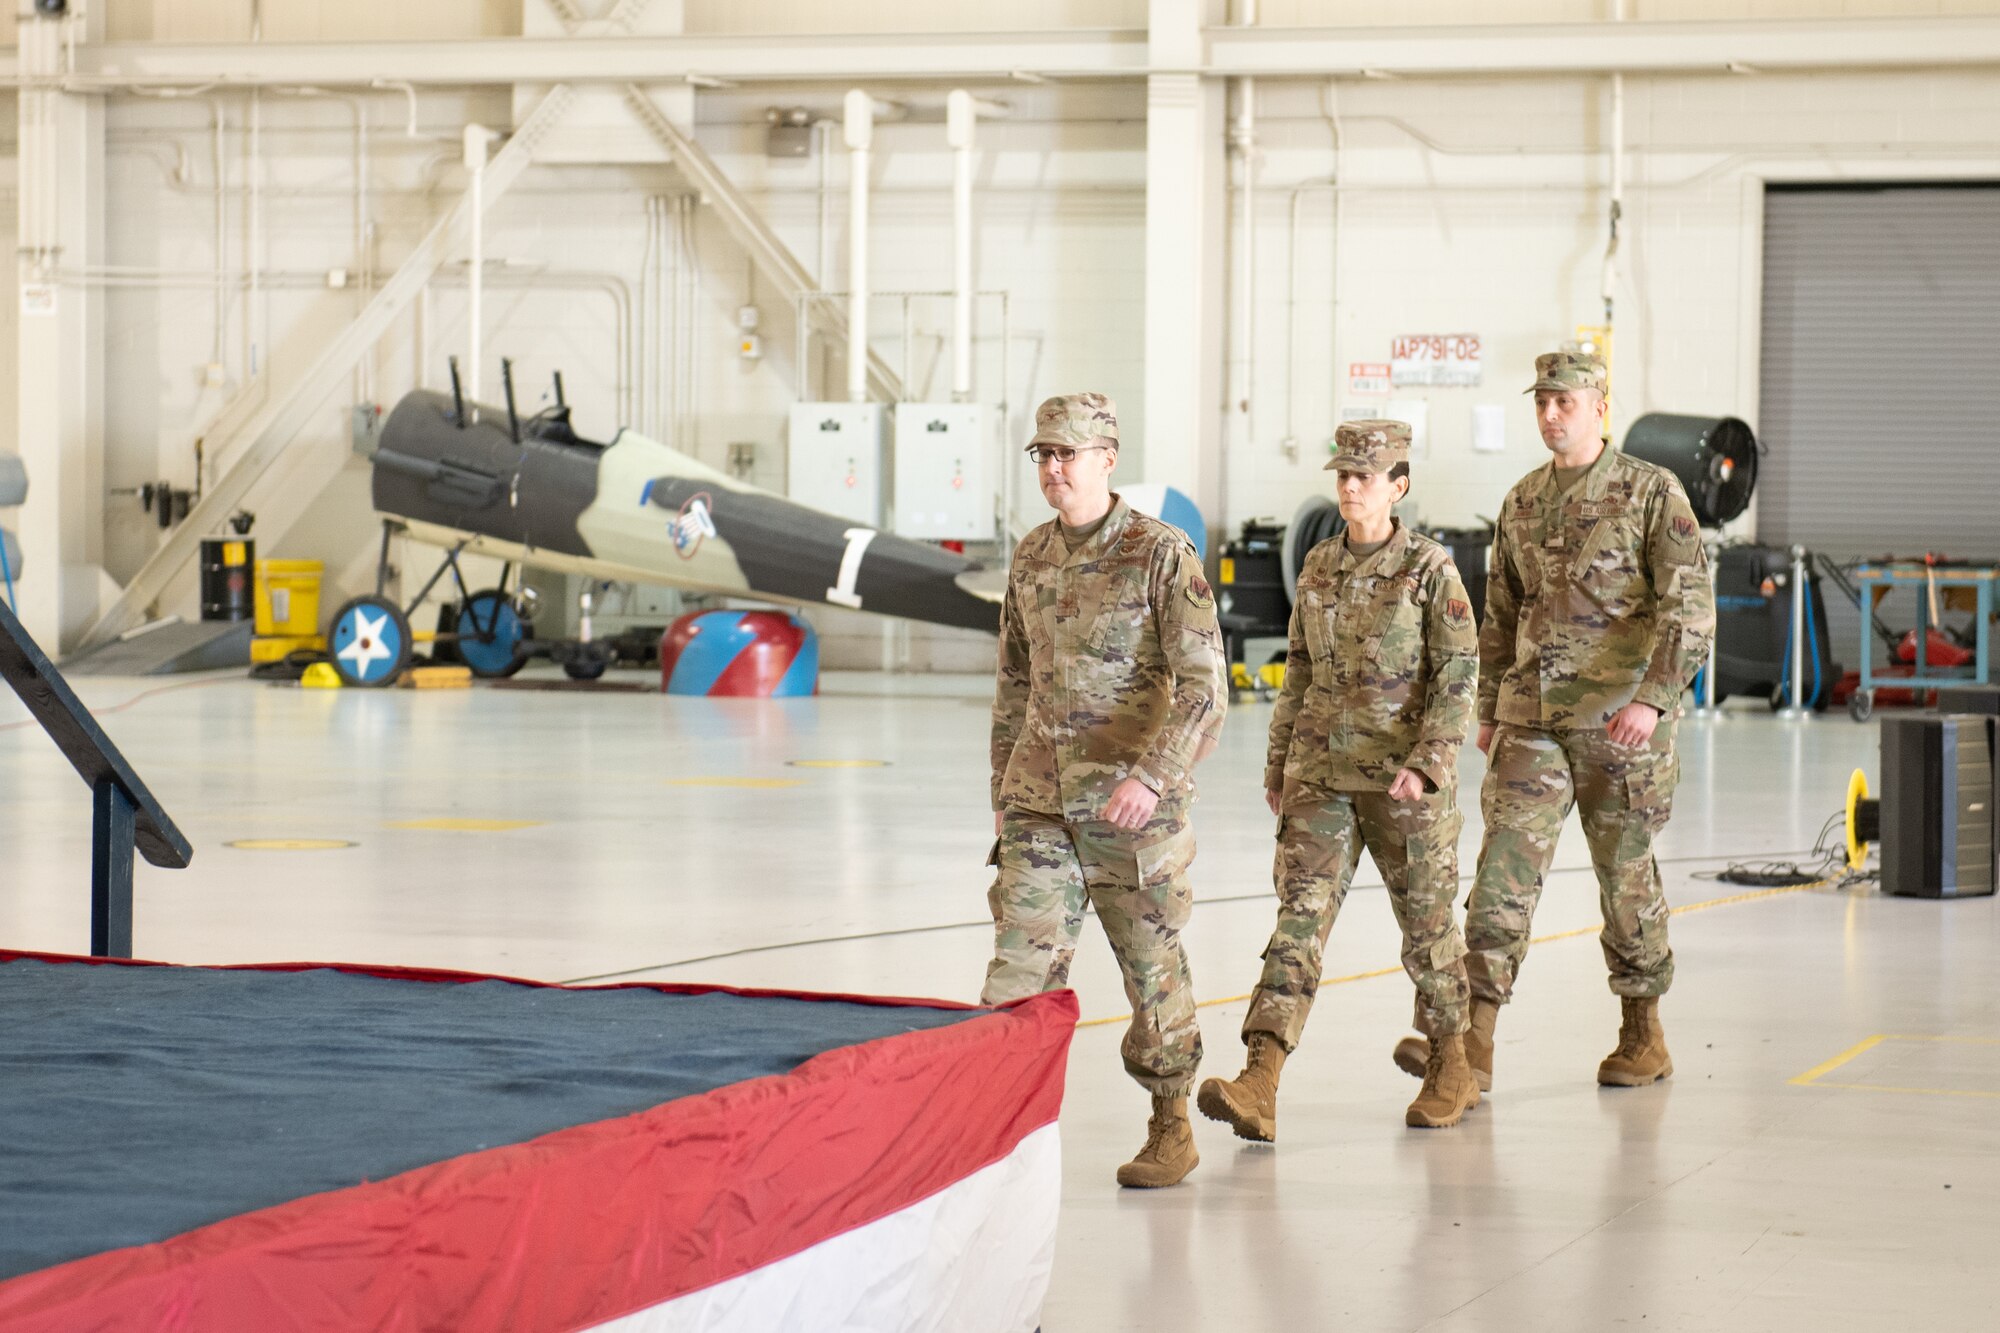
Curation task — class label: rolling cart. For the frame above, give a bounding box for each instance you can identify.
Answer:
[1848,562,1997,721]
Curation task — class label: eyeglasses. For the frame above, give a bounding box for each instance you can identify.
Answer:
[1024,444,1111,465]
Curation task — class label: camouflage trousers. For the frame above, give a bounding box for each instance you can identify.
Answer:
[1466,721,1679,1004]
[1244,786,1469,1052]
[980,807,1202,1096]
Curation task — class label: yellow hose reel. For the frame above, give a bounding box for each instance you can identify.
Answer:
[1845,768,1880,870]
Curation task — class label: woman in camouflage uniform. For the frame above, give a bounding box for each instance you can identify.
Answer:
[1198,419,1482,1137]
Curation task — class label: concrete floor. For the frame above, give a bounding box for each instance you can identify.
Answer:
[4,669,1996,1330]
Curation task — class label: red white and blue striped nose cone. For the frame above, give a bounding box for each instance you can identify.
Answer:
[659,610,820,697]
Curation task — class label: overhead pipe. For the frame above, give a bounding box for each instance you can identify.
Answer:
[248,88,263,379]
[1603,0,1627,332]
[843,88,874,403]
[462,123,493,414]
[945,91,1007,402]
[1230,0,1259,465]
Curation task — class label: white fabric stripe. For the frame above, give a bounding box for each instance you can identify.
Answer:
[589,1122,1061,1333]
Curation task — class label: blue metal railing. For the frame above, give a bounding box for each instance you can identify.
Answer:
[0,598,191,957]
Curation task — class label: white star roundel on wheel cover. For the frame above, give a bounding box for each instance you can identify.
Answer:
[338,609,395,679]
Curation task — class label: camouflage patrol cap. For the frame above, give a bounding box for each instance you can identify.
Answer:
[1030,393,1119,449]
[1325,419,1411,474]
[1526,351,1608,396]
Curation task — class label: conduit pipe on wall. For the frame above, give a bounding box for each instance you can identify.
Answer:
[1279,81,1344,463]
[462,123,493,412]
[945,90,1007,402]
[678,193,698,449]
[1321,79,1343,456]
[843,88,877,403]
[1604,0,1628,331]
[270,85,372,402]
[212,100,228,375]
[1230,0,1259,460]
[248,89,262,379]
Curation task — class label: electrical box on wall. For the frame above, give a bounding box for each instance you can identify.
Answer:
[788,403,885,528]
[892,404,993,541]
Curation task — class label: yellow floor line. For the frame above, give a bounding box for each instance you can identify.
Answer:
[1076,878,1825,1030]
[664,777,805,789]
[1803,1082,2000,1101]
[1788,1034,1888,1086]
[1790,1032,2000,1096]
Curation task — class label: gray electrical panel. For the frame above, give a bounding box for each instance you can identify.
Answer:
[892,403,993,541]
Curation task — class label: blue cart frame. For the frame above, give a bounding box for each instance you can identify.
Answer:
[1849,563,1998,721]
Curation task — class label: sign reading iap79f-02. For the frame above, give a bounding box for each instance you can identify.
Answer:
[1390,334,1482,388]
[370,389,1003,638]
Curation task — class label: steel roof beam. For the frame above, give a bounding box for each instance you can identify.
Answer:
[7,19,2000,90]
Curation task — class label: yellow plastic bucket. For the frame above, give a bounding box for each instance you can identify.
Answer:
[255,560,324,637]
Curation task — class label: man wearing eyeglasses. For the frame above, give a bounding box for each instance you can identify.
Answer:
[982,392,1227,1189]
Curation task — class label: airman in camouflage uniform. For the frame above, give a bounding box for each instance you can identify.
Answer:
[1394,352,1715,1093]
[1198,420,1483,1138]
[982,392,1227,1189]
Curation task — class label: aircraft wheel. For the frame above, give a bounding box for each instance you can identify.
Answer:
[456,589,529,678]
[328,595,412,688]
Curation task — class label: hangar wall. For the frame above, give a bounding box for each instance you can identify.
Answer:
[5,0,2000,661]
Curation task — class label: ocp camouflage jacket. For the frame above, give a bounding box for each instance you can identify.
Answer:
[992,497,1227,822]
[1266,521,1479,801]
[1479,447,1716,730]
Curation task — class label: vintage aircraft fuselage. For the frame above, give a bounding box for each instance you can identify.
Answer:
[371,390,1001,634]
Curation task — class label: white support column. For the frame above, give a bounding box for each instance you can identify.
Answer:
[1142,0,1226,529]
[16,7,107,654]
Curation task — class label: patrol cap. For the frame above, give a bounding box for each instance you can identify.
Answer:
[1030,393,1119,449]
[1526,350,1608,396]
[1325,419,1411,474]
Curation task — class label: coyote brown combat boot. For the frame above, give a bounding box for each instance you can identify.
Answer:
[1117,1096,1199,1188]
[1405,1032,1480,1128]
[1597,996,1673,1086]
[1393,999,1498,1092]
[1196,1032,1287,1142]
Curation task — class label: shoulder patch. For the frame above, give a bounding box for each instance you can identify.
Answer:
[1670,516,1698,542]
[1444,596,1472,628]
[1186,572,1215,609]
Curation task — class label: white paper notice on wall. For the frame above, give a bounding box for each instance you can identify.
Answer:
[19,285,56,318]
[1345,399,1430,460]
[1390,334,1481,388]
[1472,404,1507,453]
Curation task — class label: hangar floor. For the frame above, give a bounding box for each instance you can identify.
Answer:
[4,669,1996,1330]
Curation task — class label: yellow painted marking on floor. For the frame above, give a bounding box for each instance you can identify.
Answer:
[1788,1034,1889,1086]
[226,838,356,852]
[1075,879,1826,1029]
[385,819,544,832]
[665,777,806,789]
[1791,1032,2000,1092]
[1806,1082,2000,1100]
[786,759,891,769]
[1875,1034,2000,1044]
[1076,963,1406,1030]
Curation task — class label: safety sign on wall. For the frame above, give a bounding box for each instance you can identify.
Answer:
[1348,363,1391,395]
[1390,334,1481,388]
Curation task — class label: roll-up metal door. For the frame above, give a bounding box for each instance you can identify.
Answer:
[1758,184,2000,562]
